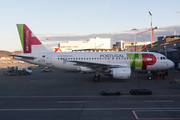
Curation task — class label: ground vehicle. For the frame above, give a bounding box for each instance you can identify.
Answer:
[100,89,121,96]
[41,67,51,72]
[3,66,32,75]
[129,89,152,95]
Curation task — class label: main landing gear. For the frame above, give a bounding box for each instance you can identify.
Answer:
[93,73,100,82]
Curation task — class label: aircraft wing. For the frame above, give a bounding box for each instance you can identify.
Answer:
[68,60,128,69]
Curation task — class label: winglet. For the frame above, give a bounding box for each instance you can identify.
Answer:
[16,24,51,53]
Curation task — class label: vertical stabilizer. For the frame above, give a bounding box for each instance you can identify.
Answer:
[16,24,51,53]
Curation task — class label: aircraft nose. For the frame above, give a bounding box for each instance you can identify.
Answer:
[168,60,174,69]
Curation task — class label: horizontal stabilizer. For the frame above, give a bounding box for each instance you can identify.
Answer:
[9,55,36,59]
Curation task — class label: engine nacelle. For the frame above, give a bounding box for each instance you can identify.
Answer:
[104,68,131,79]
[77,67,95,72]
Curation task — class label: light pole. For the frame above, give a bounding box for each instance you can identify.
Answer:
[132,28,138,51]
[46,38,49,50]
[149,11,153,48]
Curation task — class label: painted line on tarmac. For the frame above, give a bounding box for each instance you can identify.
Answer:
[132,110,180,120]
[57,101,86,103]
[0,95,180,98]
[144,100,174,102]
[0,108,180,111]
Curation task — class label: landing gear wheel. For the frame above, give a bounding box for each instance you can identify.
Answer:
[93,75,100,82]
[148,76,152,80]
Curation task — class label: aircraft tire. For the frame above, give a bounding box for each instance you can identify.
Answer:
[148,76,152,80]
[93,76,99,82]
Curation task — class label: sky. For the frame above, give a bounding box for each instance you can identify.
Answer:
[1,0,180,51]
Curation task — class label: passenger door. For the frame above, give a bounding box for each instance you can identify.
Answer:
[46,54,52,65]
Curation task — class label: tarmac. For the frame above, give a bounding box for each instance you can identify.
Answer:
[0,63,180,120]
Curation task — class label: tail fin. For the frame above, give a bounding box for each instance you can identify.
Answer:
[17,24,51,53]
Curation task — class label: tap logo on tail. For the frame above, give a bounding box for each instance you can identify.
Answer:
[17,24,42,53]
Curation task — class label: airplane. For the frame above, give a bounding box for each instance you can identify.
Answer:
[11,24,174,82]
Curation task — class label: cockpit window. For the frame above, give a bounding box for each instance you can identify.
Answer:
[160,57,166,60]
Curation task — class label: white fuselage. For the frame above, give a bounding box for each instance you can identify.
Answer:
[14,51,174,71]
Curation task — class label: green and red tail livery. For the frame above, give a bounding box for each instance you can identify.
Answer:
[17,24,41,53]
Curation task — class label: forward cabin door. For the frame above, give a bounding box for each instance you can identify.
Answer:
[46,54,52,65]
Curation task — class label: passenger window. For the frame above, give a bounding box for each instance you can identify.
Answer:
[97,58,99,60]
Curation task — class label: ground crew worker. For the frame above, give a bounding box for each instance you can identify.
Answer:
[159,71,162,78]
[162,71,165,79]
[157,71,159,79]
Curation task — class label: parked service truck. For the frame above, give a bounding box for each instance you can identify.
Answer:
[3,66,32,75]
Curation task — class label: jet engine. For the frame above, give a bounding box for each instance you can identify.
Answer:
[77,67,95,72]
[104,67,131,79]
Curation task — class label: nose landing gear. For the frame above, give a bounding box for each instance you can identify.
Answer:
[93,74,100,82]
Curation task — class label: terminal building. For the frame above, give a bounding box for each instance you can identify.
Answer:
[58,37,111,52]
[113,41,150,51]
[143,35,180,69]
